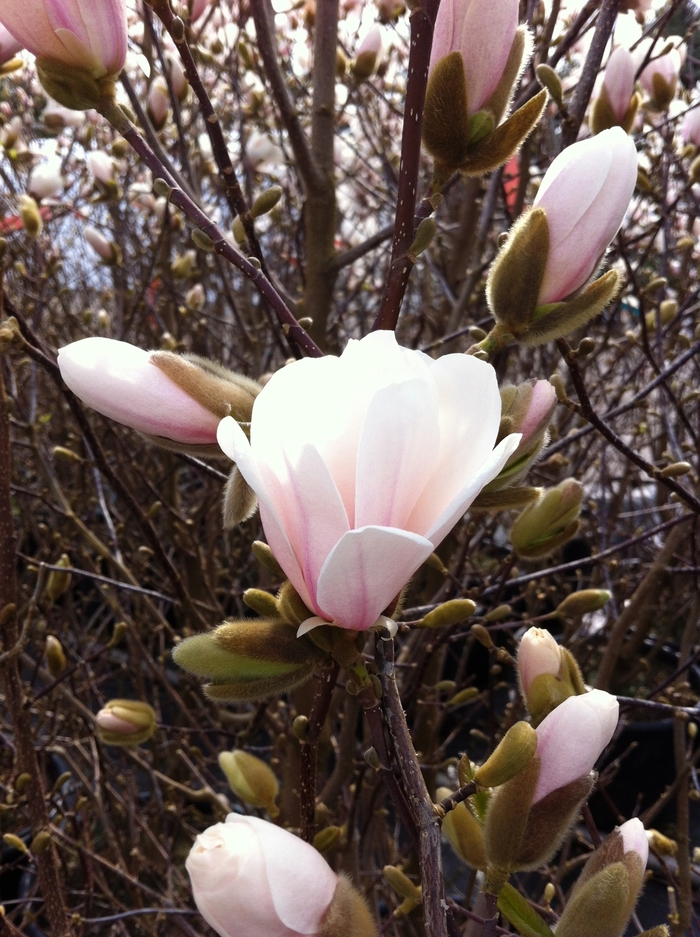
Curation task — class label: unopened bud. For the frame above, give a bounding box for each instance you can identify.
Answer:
[251,186,282,218]
[421,599,476,629]
[293,714,309,740]
[45,554,72,602]
[660,461,691,478]
[45,635,66,676]
[313,825,342,852]
[95,699,157,746]
[108,621,128,647]
[218,750,279,816]
[408,217,436,259]
[191,229,214,251]
[364,746,381,770]
[232,215,246,243]
[471,624,494,649]
[30,830,51,854]
[3,833,29,854]
[252,541,285,578]
[484,604,511,622]
[437,787,487,870]
[554,589,611,618]
[690,156,700,185]
[19,194,42,237]
[474,722,537,788]
[510,480,583,559]
[384,865,422,901]
[171,249,197,278]
[14,773,32,793]
[535,64,563,107]
[647,829,676,856]
[242,588,279,619]
[448,687,480,706]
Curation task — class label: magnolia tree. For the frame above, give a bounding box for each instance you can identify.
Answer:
[0,0,699,935]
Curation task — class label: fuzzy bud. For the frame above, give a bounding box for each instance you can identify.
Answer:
[172,618,329,701]
[438,787,487,869]
[45,635,66,677]
[421,598,476,629]
[95,699,157,746]
[19,194,42,237]
[45,553,72,602]
[555,589,611,618]
[251,185,282,218]
[519,627,586,726]
[510,480,583,558]
[485,380,556,490]
[218,750,279,817]
[474,721,538,788]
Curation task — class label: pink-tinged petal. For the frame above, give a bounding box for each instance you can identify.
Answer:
[534,129,637,302]
[0,0,69,63]
[217,417,314,612]
[517,627,561,696]
[249,815,338,934]
[315,526,434,630]
[682,105,700,146]
[354,377,439,529]
[256,444,350,614]
[0,23,21,63]
[406,354,516,541]
[429,0,458,71]
[619,818,648,866]
[533,689,619,803]
[58,338,220,444]
[95,711,139,734]
[604,47,635,121]
[75,0,127,75]
[458,0,519,111]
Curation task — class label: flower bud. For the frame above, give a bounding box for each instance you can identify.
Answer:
[682,105,700,148]
[485,380,556,490]
[187,815,377,937]
[28,160,64,200]
[251,185,282,218]
[519,628,586,726]
[19,194,42,237]
[474,721,537,788]
[420,598,476,628]
[45,635,66,676]
[555,818,648,937]
[84,225,117,262]
[591,47,639,134]
[147,78,169,131]
[438,787,487,869]
[517,627,561,699]
[218,750,279,817]
[57,338,261,455]
[554,589,611,618]
[636,38,681,110]
[483,690,618,872]
[510,479,583,558]
[351,25,383,80]
[172,618,329,701]
[95,699,157,746]
[87,150,115,186]
[242,588,279,619]
[45,553,71,602]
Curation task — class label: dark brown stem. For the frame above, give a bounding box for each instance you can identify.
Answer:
[374,0,440,332]
[150,0,268,273]
[556,338,700,515]
[672,713,692,936]
[0,360,68,935]
[376,637,449,937]
[299,661,339,842]
[97,95,323,359]
[560,0,622,147]
[438,781,478,815]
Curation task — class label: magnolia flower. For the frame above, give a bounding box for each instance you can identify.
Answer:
[0,22,21,65]
[429,0,519,113]
[27,159,64,200]
[57,338,220,445]
[619,817,649,866]
[532,127,638,303]
[187,815,339,937]
[517,627,561,697]
[352,25,384,80]
[682,105,700,147]
[95,699,157,745]
[0,0,127,79]
[83,225,114,261]
[147,78,169,131]
[602,47,636,121]
[217,331,519,632]
[533,689,619,803]
[86,150,115,186]
[636,37,682,107]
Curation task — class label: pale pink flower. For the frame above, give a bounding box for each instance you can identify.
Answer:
[0,22,21,65]
[187,814,338,937]
[86,150,115,185]
[0,0,127,78]
[682,105,700,147]
[619,817,649,867]
[57,338,220,445]
[533,127,638,303]
[429,0,519,113]
[636,37,682,99]
[518,627,561,697]
[533,689,619,803]
[28,159,64,200]
[217,331,519,632]
[603,47,635,121]
[95,710,140,734]
[515,380,556,446]
[83,225,114,260]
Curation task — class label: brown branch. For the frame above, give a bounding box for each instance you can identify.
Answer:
[0,360,68,935]
[374,0,440,332]
[299,661,340,842]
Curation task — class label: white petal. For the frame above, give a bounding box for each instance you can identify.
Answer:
[297,617,327,637]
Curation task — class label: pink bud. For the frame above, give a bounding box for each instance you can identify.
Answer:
[186,814,339,937]
[516,380,557,446]
[0,0,127,79]
[533,689,619,803]
[356,24,383,58]
[636,38,682,98]
[518,627,561,697]
[533,127,638,303]
[86,150,115,186]
[682,105,700,147]
[147,79,169,131]
[217,331,520,632]
[190,0,212,22]
[57,338,221,445]
[83,225,114,260]
[95,710,141,734]
[619,817,649,867]
[603,47,635,121]
[28,159,64,200]
[429,0,519,113]
[0,22,21,65]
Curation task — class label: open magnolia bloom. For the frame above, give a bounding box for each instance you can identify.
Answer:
[217,331,520,632]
